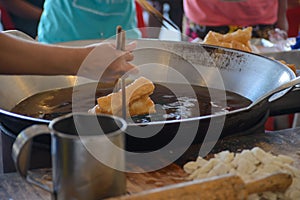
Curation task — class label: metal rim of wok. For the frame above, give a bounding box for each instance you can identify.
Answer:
[0,39,297,134]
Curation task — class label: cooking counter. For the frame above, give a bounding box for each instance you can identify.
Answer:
[1,127,300,200]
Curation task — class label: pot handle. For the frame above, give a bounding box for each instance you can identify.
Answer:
[252,76,300,105]
[12,124,53,193]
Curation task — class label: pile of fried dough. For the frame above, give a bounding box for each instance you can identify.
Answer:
[203,27,297,74]
[203,27,253,52]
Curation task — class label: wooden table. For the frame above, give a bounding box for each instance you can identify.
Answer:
[1,127,300,200]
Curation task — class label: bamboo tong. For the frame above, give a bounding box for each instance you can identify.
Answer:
[108,173,292,200]
[116,26,126,51]
[136,0,179,31]
[116,26,127,120]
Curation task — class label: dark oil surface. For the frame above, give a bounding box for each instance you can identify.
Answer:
[11,82,252,123]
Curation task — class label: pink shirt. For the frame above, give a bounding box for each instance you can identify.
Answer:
[184,0,278,26]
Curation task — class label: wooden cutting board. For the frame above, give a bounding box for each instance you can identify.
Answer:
[114,173,292,200]
[126,163,188,194]
[125,128,300,195]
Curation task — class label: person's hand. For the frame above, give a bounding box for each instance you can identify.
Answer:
[77,41,137,82]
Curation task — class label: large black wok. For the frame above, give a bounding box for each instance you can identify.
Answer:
[0,40,299,171]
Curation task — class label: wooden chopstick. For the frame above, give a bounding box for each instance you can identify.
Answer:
[116,26,123,50]
[116,26,127,120]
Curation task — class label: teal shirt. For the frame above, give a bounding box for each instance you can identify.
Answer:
[38,0,140,44]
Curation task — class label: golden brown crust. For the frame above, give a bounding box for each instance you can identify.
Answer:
[90,76,156,116]
[203,28,298,74]
[128,95,156,116]
[278,59,297,74]
[203,27,253,52]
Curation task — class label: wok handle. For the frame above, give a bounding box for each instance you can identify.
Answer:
[253,76,300,105]
[12,125,53,193]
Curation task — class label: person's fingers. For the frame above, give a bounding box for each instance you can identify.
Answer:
[125,41,137,51]
[122,53,137,72]
[111,41,136,51]
[123,52,134,61]
[125,62,139,75]
[112,58,138,76]
[101,64,138,83]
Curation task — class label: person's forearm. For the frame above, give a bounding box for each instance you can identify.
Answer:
[0,33,91,75]
[277,0,288,31]
[0,0,42,20]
